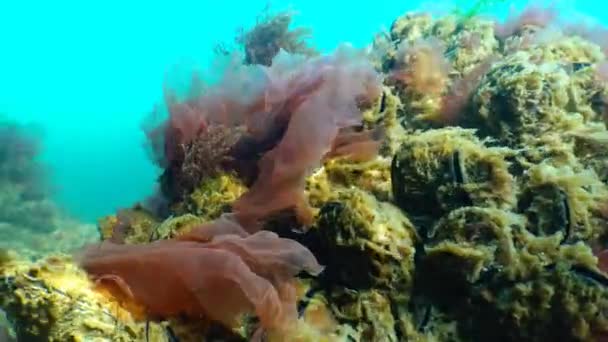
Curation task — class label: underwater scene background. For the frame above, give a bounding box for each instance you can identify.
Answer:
[2,0,592,223]
[4,0,608,341]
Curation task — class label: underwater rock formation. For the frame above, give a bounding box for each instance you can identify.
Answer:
[0,118,97,259]
[0,118,56,234]
[0,252,168,341]
[391,128,515,226]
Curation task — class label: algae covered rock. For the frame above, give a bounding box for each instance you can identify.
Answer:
[97,206,159,243]
[326,289,399,341]
[380,14,500,128]
[443,18,499,73]
[470,52,573,143]
[151,213,205,240]
[415,206,608,341]
[0,254,168,342]
[316,188,416,293]
[570,127,608,182]
[98,207,209,243]
[468,262,608,342]
[391,128,515,224]
[0,308,15,342]
[304,188,422,342]
[320,157,392,202]
[390,12,434,44]
[469,48,604,145]
[179,173,246,220]
[516,164,608,243]
[522,34,604,65]
[361,86,407,157]
[381,9,608,341]
[422,207,518,287]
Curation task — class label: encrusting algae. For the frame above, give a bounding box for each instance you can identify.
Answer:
[5,3,608,342]
[0,251,168,341]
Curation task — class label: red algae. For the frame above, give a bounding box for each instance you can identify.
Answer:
[437,57,496,125]
[326,127,384,162]
[390,38,451,96]
[105,45,379,338]
[232,46,382,229]
[144,45,382,229]
[80,216,323,335]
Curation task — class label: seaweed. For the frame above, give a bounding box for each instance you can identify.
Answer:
[144,45,382,229]
[80,218,323,336]
[236,7,318,66]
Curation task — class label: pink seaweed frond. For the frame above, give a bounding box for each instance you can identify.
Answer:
[80,215,323,336]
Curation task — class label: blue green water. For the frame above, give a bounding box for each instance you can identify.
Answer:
[0,0,605,223]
